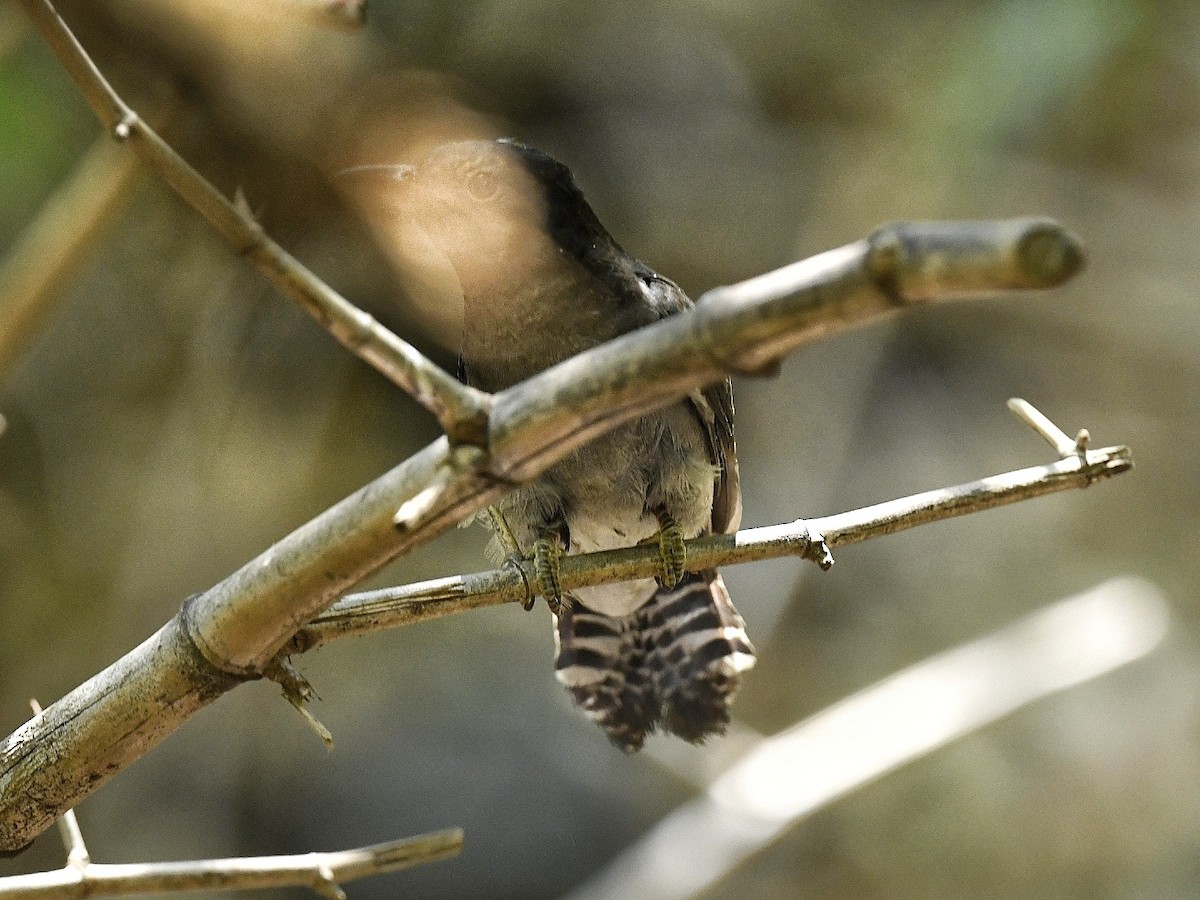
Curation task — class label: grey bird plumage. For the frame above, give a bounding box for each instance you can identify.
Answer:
[395,138,755,751]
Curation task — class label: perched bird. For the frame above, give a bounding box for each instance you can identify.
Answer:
[390,139,755,751]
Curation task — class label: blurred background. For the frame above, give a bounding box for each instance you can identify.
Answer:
[0,0,1195,897]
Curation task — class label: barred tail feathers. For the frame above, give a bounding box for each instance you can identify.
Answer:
[642,572,756,742]
[553,604,658,752]
[553,572,755,751]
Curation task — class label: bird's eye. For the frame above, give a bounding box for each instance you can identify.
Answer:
[467,169,499,202]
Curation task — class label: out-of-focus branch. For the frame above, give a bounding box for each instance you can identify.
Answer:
[565,577,1169,900]
[0,4,29,61]
[289,400,1131,651]
[296,0,367,30]
[0,134,140,383]
[12,0,490,443]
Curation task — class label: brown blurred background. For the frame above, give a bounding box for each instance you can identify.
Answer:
[0,1,1196,897]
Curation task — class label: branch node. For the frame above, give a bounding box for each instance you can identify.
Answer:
[266,657,335,749]
[1015,219,1086,286]
[864,225,905,303]
[312,862,347,900]
[803,526,835,570]
[111,109,137,141]
[393,444,484,531]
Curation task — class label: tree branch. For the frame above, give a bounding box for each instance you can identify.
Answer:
[5,707,461,897]
[11,0,491,443]
[288,400,1131,652]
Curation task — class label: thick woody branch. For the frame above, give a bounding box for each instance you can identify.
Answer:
[12,0,490,443]
[290,402,1131,651]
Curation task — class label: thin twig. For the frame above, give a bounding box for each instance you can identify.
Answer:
[289,401,1132,651]
[0,829,463,898]
[11,0,490,443]
[1007,396,1089,457]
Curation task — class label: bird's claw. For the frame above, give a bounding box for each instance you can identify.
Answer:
[655,514,686,589]
[503,553,538,611]
[533,534,565,614]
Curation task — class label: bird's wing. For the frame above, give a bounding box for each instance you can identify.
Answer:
[635,263,742,535]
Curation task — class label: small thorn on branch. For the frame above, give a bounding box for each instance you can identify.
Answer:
[804,528,835,570]
[111,111,136,141]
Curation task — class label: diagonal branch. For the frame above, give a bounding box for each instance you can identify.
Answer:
[12,0,491,443]
[287,400,1132,652]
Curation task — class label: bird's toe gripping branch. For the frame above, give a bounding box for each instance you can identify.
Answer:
[653,511,687,589]
[533,528,567,614]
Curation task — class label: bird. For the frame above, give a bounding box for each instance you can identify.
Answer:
[384,138,755,751]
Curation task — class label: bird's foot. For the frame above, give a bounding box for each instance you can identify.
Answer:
[533,530,566,615]
[654,512,686,589]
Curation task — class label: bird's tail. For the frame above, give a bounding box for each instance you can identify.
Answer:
[553,572,756,752]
